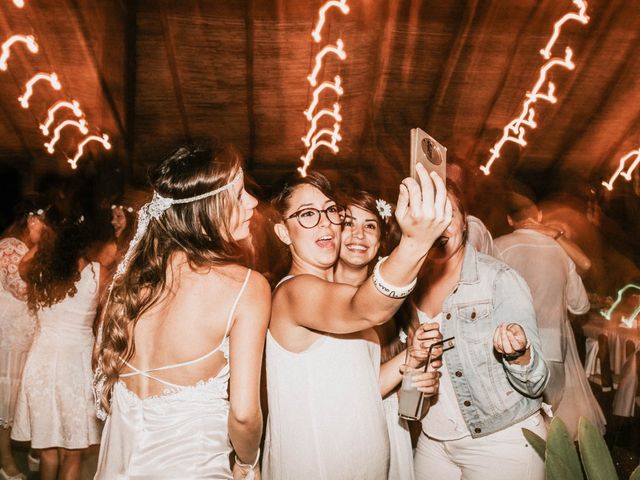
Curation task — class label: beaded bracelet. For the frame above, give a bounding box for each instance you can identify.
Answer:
[372,256,417,299]
[236,448,260,480]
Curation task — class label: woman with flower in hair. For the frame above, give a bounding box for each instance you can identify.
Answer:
[93,143,269,479]
[263,164,449,479]
[0,197,47,480]
[333,190,424,480]
[11,205,105,480]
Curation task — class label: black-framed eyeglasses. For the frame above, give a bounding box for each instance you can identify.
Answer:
[285,205,346,229]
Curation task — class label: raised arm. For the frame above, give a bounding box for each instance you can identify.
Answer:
[228,271,271,477]
[283,167,452,334]
[519,219,591,273]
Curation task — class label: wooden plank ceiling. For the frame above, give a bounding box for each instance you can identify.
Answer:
[0,0,639,204]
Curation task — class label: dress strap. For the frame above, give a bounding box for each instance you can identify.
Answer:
[274,274,295,291]
[223,268,252,337]
[120,268,252,377]
[119,361,183,388]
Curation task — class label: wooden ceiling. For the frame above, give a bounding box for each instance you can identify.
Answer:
[1,0,640,202]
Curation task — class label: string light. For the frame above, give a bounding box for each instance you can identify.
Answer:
[0,34,38,71]
[600,284,640,327]
[68,133,111,170]
[298,138,341,177]
[304,76,344,121]
[482,1,589,175]
[301,103,342,147]
[44,119,88,154]
[307,40,347,87]
[300,76,345,176]
[18,72,61,108]
[540,0,589,60]
[482,49,574,175]
[312,0,350,43]
[39,100,83,136]
[602,149,640,191]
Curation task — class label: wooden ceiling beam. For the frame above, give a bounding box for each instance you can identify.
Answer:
[421,0,478,134]
[68,0,126,139]
[354,0,399,172]
[466,0,541,165]
[123,0,138,179]
[159,2,191,141]
[244,0,256,170]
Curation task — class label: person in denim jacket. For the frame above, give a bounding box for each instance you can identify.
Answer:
[412,183,549,480]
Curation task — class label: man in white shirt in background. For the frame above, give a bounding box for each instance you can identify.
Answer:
[495,186,605,438]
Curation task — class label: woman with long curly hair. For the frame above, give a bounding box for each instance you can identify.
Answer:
[11,206,104,480]
[93,143,269,479]
[0,196,47,479]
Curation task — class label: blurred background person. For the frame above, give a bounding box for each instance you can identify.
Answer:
[11,206,105,480]
[0,197,48,480]
[495,184,605,439]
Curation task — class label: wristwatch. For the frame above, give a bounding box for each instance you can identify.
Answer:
[553,229,564,240]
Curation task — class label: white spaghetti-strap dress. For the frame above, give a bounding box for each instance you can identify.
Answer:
[263,278,390,479]
[12,262,101,448]
[94,269,251,479]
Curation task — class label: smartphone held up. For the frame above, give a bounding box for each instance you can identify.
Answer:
[410,128,447,184]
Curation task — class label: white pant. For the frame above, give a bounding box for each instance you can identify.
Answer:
[414,413,546,480]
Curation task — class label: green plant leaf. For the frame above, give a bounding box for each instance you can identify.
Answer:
[523,427,546,460]
[629,464,640,480]
[545,417,584,480]
[578,417,617,480]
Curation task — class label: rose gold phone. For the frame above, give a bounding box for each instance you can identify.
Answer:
[410,128,447,183]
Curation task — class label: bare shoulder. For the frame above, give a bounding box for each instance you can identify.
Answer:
[202,264,271,303]
[242,269,272,304]
[275,273,327,299]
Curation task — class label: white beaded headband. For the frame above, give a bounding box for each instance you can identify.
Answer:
[113,168,243,279]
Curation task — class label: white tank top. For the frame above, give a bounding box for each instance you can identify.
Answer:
[263,277,390,479]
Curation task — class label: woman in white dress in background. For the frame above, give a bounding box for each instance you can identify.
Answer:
[263,164,449,479]
[333,190,416,480]
[93,143,270,479]
[0,198,47,480]
[11,208,105,480]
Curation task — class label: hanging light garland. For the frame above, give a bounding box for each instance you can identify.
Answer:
[44,118,88,154]
[298,0,349,177]
[602,148,640,191]
[481,0,589,175]
[0,5,110,170]
[0,34,38,70]
[39,100,84,136]
[68,134,111,170]
[18,72,61,108]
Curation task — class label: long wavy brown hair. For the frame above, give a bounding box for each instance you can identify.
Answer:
[26,209,90,313]
[94,142,244,414]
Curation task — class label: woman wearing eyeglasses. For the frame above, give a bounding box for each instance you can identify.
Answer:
[262,164,451,480]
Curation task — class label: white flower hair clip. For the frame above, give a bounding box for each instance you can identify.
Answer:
[376,199,392,220]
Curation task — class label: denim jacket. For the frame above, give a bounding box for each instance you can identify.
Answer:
[437,244,549,438]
